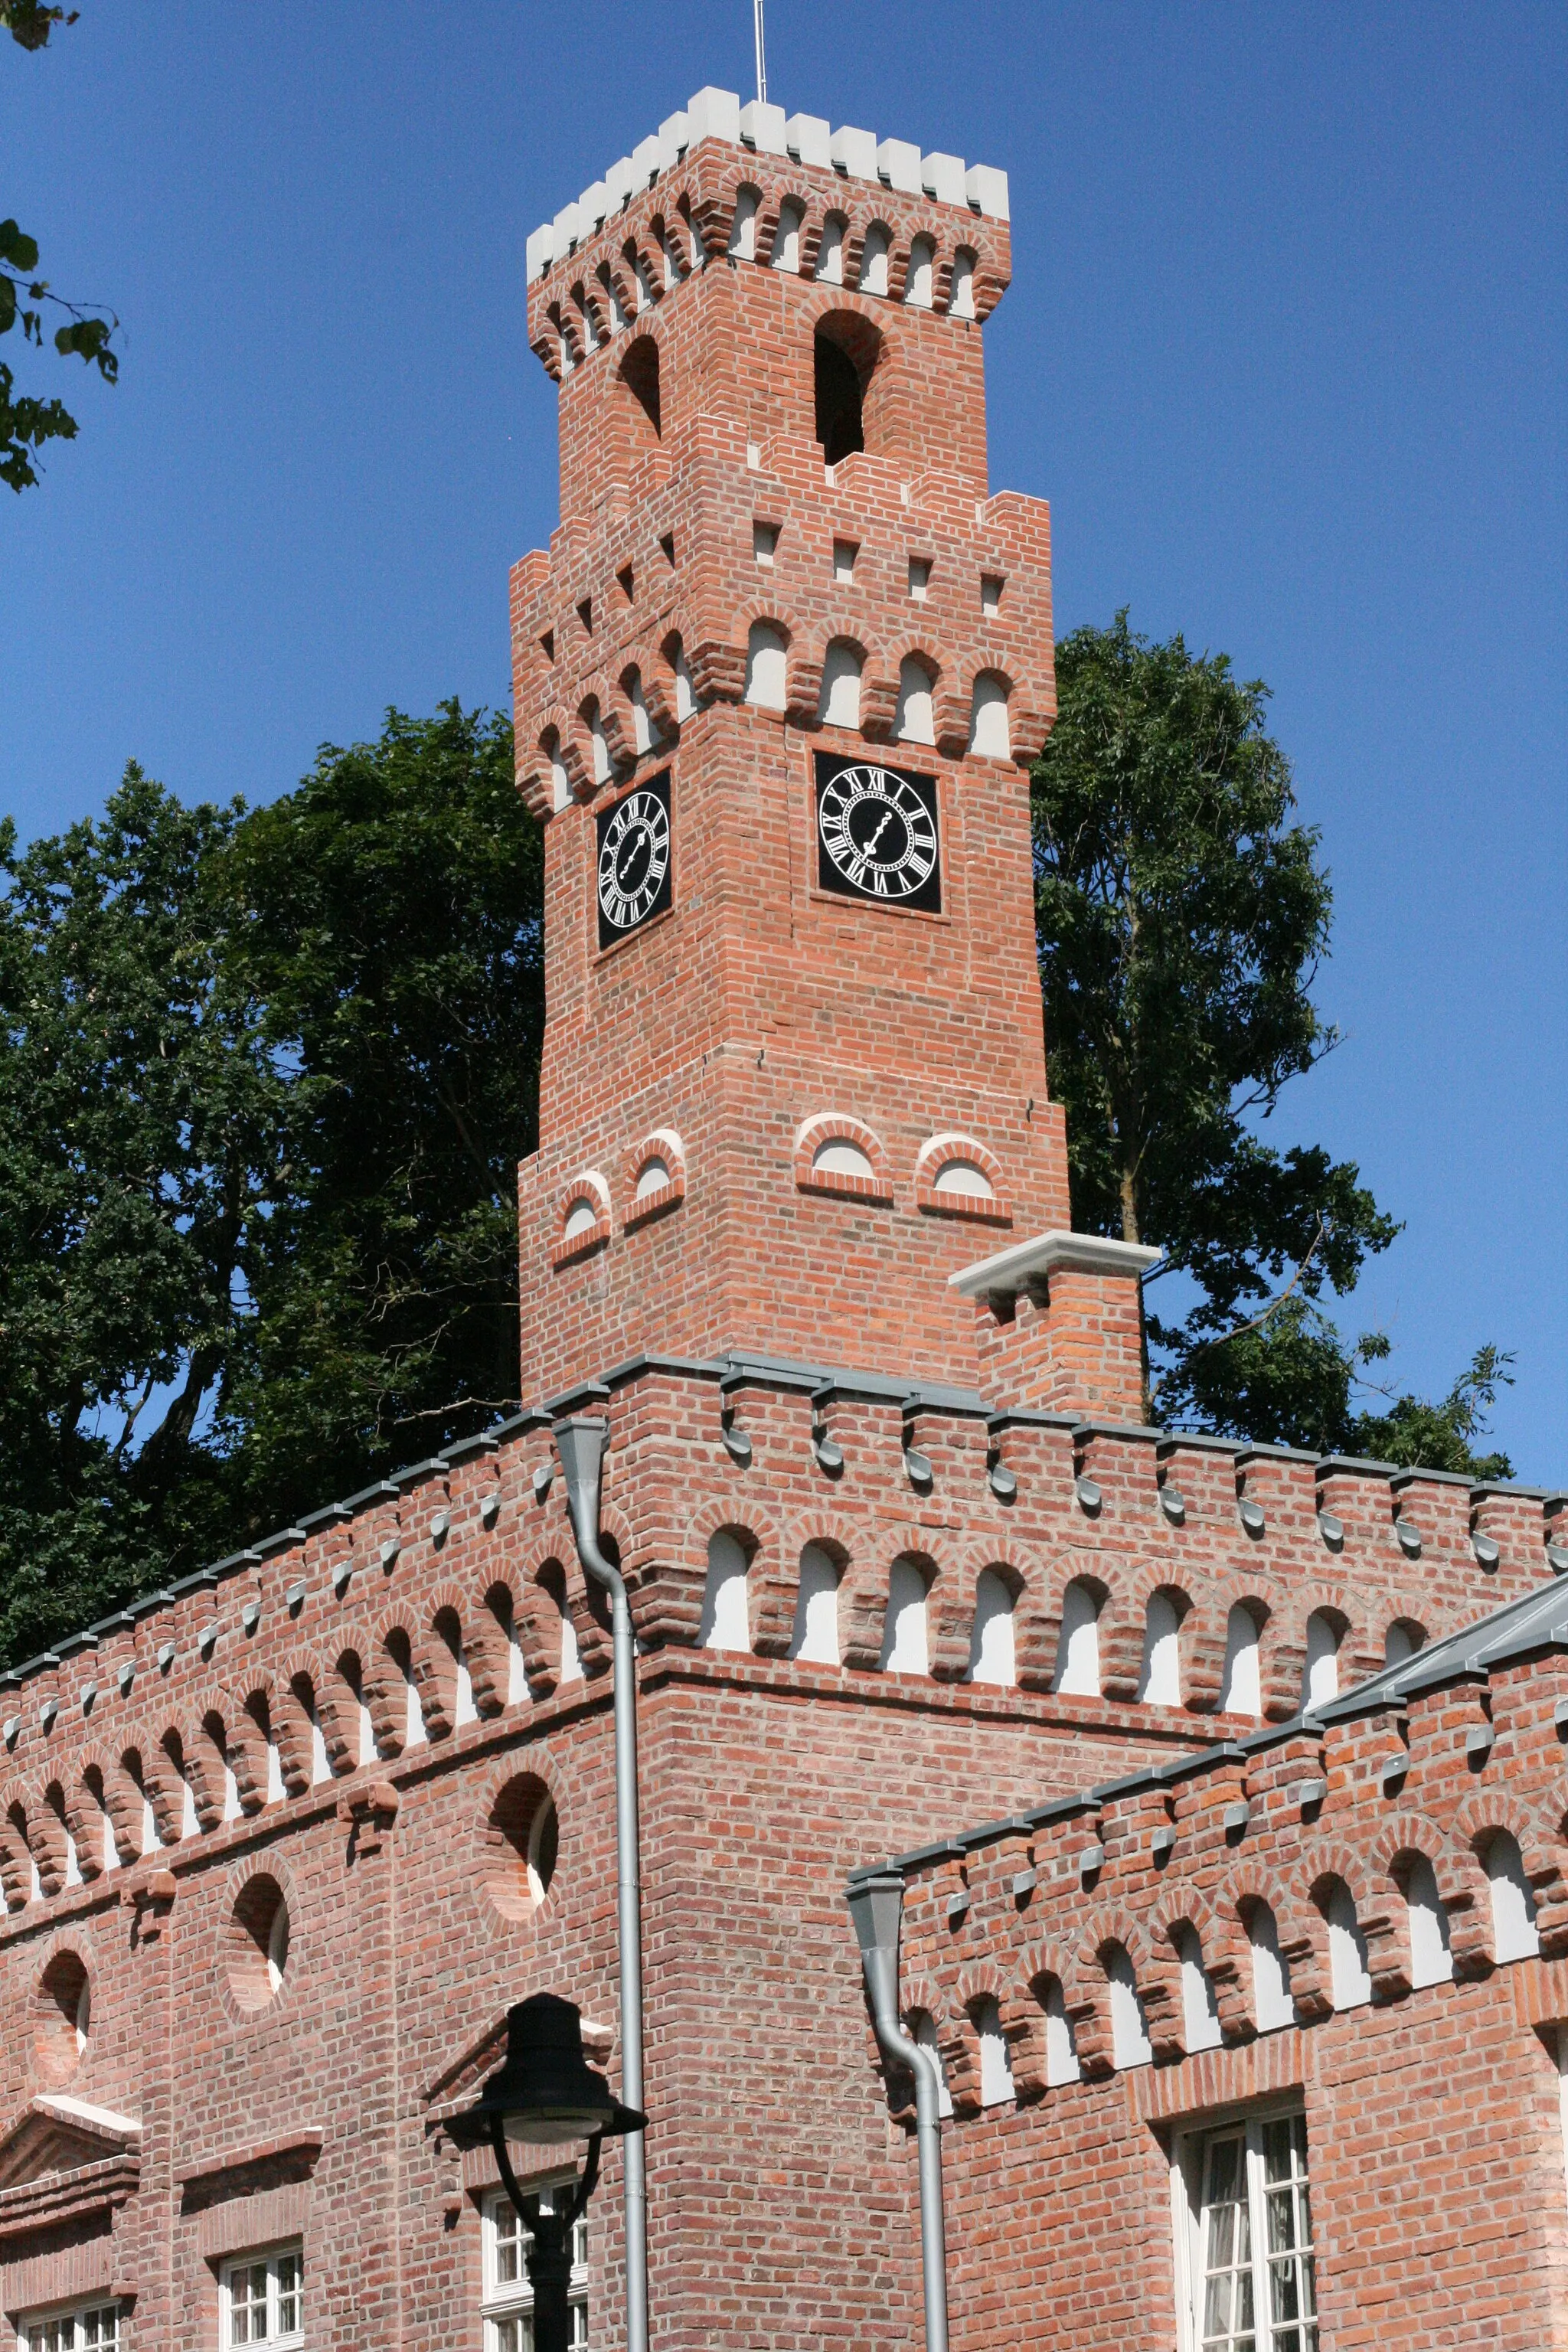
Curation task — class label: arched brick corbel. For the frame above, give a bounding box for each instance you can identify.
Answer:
[687,637,747,706]
[858,668,900,743]
[783,647,823,729]
[315,1653,365,1779]
[103,1754,143,1867]
[530,325,564,386]
[933,690,969,762]
[641,664,679,745]
[512,1553,571,1700]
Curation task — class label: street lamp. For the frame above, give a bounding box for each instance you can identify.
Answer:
[449,1992,645,2352]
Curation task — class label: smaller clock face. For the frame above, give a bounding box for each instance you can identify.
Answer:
[596,770,672,948]
[815,753,942,913]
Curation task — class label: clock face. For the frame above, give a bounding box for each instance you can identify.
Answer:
[596,769,672,948]
[814,753,942,913]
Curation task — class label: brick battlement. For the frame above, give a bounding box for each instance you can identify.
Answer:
[0,1355,1558,1936]
[884,1576,1568,2350]
[511,433,1054,822]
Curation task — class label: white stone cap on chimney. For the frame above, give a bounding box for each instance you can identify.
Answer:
[949,1230,1163,1299]
[528,85,1010,281]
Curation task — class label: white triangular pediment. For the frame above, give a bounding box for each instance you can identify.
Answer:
[0,2095,141,2192]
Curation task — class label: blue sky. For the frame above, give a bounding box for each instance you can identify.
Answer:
[7,2,1565,1478]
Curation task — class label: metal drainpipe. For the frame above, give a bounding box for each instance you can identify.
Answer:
[554,1415,648,2352]
[846,1870,949,2352]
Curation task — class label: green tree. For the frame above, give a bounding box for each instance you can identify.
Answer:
[0,769,286,1661]
[2,3,117,492]
[218,701,544,1521]
[1031,612,1510,1470]
[0,703,543,1664]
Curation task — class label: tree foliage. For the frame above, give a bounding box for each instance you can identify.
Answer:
[2,2,117,491]
[0,704,542,1663]
[1032,612,1510,1471]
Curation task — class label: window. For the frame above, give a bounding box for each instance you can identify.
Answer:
[221,2247,302,2348]
[21,2305,120,2351]
[880,1558,930,1674]
[484,2184,588,2350]
[699,1530,751,1653]
[1177,2112,1318,2352]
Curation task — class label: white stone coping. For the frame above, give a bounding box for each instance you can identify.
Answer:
[527,84,1008,283]
[948,1229,1163,1300]
[34,2093,142,2138]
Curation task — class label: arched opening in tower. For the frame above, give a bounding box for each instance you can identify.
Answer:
[620,335,662,439]
[814,325,866,464]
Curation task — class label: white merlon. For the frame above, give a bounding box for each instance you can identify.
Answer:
[740,97,789,155]
[525,87,1011,283]
[965,162,1010,222]
[949,1230,1163,1301]
[877,137,924,195]
[787,112,832,170]
[923,152,967,207]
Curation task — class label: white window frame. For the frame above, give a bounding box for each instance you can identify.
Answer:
[1171,2100,1318,2352]
[219,2243,303,2349]
[482,2180,588,2350]
[17,2302,122,2352]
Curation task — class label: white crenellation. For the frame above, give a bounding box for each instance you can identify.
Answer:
[527,85,1011,283]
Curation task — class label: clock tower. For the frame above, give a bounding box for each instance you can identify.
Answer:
[511,88,1153,1406]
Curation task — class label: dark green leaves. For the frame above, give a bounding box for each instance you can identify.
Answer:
[1032,612,1506,1468]
[0,704,544,1664]
[0,219,39,274]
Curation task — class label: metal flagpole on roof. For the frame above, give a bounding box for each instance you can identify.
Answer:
[753,0,767,103]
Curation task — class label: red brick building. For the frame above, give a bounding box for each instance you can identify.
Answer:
[0,83,1560,2352]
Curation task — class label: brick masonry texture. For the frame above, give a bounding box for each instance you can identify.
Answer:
[0,87,1563,2352]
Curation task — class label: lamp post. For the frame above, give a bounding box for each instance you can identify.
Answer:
[448,1993,645,2352]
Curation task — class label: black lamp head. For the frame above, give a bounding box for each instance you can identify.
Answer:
[447,1993,645,2151]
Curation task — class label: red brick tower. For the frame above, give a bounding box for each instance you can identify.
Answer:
[510,86,1148,1408]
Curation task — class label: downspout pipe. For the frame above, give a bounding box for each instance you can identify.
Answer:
[554,1415,648,2352]
[846,1870,949,2352]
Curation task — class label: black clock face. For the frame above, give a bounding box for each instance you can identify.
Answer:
[815,753,941,913]
[596,770,672,948]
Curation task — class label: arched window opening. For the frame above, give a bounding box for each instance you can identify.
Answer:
[909,2011,953,2118]
[1106,1945,1152,2068]
[1053,1579,1102,1697]
[622,666,654,755]
[815,212,846,286]
[968,1569,1016,1688]
[1302,1611,1341,1708]
[771,199,803,273]
[893,656,936,746]
[860,222,891,296]
[1039,1975,1080,2086]
[1401,1853,1453,1987]
[619,335,662,438]
[386,1632,425,1751]
[338,1653,377,1766]
[727,186,760,260]
[597,260,630,335]
[1323,1878,1371,2008]
[1248,1903,1295,2032]
[1385,1618,1425,1667]
[1485,1830,1540,1962]
[1219,1602,1263,1718]
[904,234,935,309]
[1138,1591,1183,1707]
[971,1996,1014,2106]
[880,1557,931,1675]
[789,1543,841,1666]
[933,1157,994,1201]
[671,639,698,723]
[744,622,787,710]
[815,329,864,465]
[949,247,977,319]
[818,637,864,730]
[436,1609,478,1730]
[969,671,1011,759]
[583,700,611,785]
[700,1529,752,1654]
[812,1134,874,1181]
[1176,1924,1222,2052]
